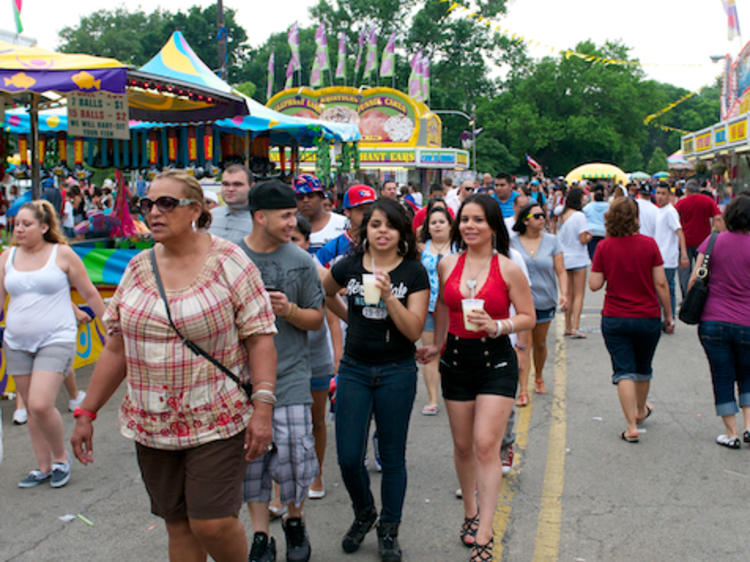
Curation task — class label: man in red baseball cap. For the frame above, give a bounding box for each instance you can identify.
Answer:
[315,185,377,268]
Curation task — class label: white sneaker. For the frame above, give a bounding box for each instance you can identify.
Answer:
[12,408,28,425]
[68,391,86,412]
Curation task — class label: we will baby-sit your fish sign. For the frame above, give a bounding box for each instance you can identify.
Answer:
[68,88,129,140]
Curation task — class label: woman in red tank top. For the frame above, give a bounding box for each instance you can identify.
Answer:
[418,194,534,561]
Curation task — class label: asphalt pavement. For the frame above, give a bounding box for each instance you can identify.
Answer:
[2,286,750,561]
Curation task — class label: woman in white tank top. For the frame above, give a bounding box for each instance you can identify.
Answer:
[0,200,106,489]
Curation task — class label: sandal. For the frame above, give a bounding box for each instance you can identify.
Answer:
[620,431,639,443]
[716,434,741,449]
[569,330,587,339]
[421,404,439,416]
[534,379,547,394]
[636,404,653,424]
[515,393,529,407]
[470,538,494,561]
[459,513,479,547]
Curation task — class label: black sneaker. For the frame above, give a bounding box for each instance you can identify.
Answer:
[342,508,378,553]
[249,532,276,562]
[282,517,311,562]
[377,521,402,561]
[743,429,750,443]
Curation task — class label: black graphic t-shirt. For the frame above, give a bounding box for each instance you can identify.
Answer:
[331,254,429,364]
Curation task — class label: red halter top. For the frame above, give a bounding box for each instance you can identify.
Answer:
[443,252,511,339]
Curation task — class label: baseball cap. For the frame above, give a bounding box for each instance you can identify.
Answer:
[343,185,377,209]
[250,180,297,211]
[530,179,540,186]
[292,173,323,195]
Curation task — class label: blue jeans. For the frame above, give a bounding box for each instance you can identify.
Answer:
[335,356,417,523]
[601,317,661,384]
[664,267,677,318]
[698,321,750,416]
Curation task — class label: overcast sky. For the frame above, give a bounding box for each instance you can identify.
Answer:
[9,0,749,92]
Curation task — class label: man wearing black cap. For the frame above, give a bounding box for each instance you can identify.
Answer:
[239,180,324,562]
[636,184,658,238]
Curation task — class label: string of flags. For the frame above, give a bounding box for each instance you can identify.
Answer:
[441,0,705,69]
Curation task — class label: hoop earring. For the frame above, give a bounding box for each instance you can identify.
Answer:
[192,220,197,231]
[398,239,408,256]
[492,233,497,249]
[362,238,369,252]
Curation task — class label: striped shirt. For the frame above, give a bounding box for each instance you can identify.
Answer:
[103,235,277,450]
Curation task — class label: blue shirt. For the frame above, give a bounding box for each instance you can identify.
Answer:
[315,232,354,268]
[583,201,609,237]
[492,191,518,218]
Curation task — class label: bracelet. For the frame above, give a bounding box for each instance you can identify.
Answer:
[507,319,515,334]
[285,302,298,321]
[250,389,278,405]
[490,320,504,339]
[73,407,97,421]
[255,381,275,389]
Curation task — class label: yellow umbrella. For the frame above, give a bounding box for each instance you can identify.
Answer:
[565,163,629,185]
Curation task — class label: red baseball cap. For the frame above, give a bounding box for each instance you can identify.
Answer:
[343,185,377,209]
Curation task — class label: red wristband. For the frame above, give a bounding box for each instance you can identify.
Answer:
[73,407,97,421]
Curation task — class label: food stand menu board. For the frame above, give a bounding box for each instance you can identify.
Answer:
[67,91,129,140]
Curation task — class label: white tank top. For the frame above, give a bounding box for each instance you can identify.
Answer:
[3,244,77,352]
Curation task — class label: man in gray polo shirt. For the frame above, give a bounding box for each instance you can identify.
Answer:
[209,164,254,245]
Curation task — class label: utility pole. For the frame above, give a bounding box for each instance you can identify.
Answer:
[217,0,227,80]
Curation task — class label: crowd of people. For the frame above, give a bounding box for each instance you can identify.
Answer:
[2,164,748,562]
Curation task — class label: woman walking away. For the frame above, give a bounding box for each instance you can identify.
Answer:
[558,187,591,338]
[418,206,456,415]
[0,200,106,488]
[417,194,534,561]
[510,202,568,405]
[692,195,750,449]
[323,198,429,562]
[71,170,278,562]
[589,198,674,443]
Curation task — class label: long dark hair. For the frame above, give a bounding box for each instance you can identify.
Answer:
[450,194,509,256]
[420,206,453,243]
[357,198,418,260]
[512,202,541,235]
[564,187,585,212]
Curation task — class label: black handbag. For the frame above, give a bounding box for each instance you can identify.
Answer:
[678,232,718,325]
[149,250,253,399]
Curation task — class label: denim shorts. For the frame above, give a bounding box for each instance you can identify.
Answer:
[601,316,661,384]
[698,320,750,416]
[310,374,333,392]
[535,307,556,324]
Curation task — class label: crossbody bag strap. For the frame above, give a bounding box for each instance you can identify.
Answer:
[696,231,719,282]
[149,249,245,390]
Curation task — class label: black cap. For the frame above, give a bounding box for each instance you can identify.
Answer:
[250,179,297,211]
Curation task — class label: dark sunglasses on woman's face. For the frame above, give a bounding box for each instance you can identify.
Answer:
[139,196,195,214]
[527,212,546,220]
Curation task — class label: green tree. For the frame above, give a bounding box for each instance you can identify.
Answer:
[647,146,668,174]
[58,6,248,80]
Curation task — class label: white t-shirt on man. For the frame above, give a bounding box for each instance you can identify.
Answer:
[654,204,681,269]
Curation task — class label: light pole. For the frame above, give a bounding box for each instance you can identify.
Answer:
[432,109,478,174]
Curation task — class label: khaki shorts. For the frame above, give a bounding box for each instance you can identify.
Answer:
[135,431,247,521]
[3,342,75,376]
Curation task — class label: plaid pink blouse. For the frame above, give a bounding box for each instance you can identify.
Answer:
[103,235,277,449]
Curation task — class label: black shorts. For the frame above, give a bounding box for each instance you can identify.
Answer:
[439,333,518,400]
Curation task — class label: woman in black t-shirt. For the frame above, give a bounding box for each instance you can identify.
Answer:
[323,198,429,561]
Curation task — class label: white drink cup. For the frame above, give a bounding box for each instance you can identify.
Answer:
[462,298,485,332]
[362,273,381,305]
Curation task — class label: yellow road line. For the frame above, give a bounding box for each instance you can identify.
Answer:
[493,366,536,559]
[532,315,567,561]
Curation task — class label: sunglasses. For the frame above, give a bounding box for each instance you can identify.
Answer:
[463,187,475,192]
[527,212,546,220]
[139,196,195,214]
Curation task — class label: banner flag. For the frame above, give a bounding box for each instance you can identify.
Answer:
[335,32,347,80]
[266,51,274,99]
[288,22,301,71]
[380,32,396,77]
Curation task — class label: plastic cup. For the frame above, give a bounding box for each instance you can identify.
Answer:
[462,299,485,332]
[362,273,381,305]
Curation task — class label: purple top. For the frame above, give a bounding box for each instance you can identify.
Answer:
[699,231,750,326]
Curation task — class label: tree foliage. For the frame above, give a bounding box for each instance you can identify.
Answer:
[58,6,248,79]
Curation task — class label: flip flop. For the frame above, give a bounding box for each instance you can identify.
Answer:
[534,380,547,394]
[421,404,439,416]
[570,330,587,339]
[620,431,639,443]
[515,393,529,407]
[636,405,653,424]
